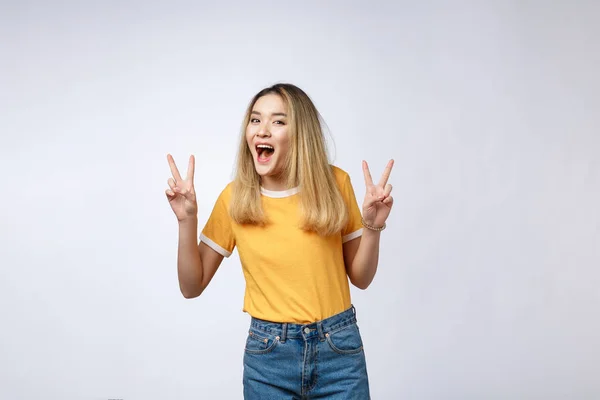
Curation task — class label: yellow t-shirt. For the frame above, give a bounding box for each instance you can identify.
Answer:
[200,165,363,323]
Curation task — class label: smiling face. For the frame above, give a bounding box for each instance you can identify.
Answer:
[245,93,291,190]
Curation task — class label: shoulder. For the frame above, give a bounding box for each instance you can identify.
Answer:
[330,164,352,187]
[213,181,234,205]
[222,181,234,195]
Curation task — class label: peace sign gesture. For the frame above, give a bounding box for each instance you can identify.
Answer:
[166,154,198,222]
[362,159,394,229]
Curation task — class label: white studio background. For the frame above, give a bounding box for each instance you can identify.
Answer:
[1,1,598,399]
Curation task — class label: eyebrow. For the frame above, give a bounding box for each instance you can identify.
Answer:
[251,111,288,117]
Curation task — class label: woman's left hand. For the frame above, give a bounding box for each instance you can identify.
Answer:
[361,159,394,229]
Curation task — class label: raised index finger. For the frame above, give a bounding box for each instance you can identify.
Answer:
[186,155,195,181]
[362,160,374,187]
[167,154,183,182]
[378,159,395,187]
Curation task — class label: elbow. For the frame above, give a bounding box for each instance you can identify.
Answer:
[353,281,371,290]
[346,258,377,290]
[180,285,204,299]
[349,276,373,290]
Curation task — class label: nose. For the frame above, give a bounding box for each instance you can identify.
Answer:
[257,123,271,137]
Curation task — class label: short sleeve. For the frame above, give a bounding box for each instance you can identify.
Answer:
[341,173,364,243]
[200,189,236,257]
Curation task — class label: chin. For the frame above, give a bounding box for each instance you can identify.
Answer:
[255,166,273,177]
[254,163,281,179]
[254,159,275,173]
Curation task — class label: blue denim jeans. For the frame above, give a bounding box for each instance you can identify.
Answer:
[243,305,370,399]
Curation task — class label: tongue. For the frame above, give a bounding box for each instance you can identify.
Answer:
[260,149,274,160]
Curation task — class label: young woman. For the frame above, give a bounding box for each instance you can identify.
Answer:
[166,83,394,399]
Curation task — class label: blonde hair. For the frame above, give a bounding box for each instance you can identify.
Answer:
[230,83,348,236]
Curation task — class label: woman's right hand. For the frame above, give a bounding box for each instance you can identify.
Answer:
[166,154,198,222]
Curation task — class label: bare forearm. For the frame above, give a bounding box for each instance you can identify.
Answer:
[349,229,381,289]
[177,217,203,298]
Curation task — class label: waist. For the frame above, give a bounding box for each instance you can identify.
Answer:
[249,305,358,341]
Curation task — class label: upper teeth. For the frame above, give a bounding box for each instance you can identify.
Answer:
[257,145,274,150]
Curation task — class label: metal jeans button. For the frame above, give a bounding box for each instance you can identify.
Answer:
[304,327,310,334]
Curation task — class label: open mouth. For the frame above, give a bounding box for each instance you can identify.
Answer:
[256,144,275,162]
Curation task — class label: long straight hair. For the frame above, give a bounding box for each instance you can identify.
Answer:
[230,83,348,236]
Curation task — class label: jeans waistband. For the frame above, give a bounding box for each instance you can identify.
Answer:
[249,305,357,342]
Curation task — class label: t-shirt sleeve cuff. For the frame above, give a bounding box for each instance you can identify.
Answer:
[342,228,363,243]
[199,233,232,257]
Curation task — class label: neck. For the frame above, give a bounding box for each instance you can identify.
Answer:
[260,175,289,191]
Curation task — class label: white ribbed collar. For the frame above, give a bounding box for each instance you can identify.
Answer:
[260,187,300,198]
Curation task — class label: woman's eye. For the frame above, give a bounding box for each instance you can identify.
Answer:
[274,121,285,125]
[251,118,260,123]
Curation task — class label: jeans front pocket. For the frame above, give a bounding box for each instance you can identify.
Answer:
[325,323,364,355]
[244,328,280,355]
